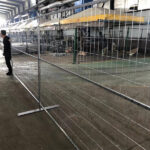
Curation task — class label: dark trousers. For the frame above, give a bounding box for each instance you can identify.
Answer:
[5,56,12,73]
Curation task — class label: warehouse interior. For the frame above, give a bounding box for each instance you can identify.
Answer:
[0,0,150,150]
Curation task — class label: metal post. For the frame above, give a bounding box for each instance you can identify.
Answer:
[25,31,28,53]
[73,28,77,64]
[37,0,41,109]
[125,27,130,52]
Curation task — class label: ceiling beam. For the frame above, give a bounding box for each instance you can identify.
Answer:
[0,6,15,16]
[0,11,9,17]
[0,5,16,13]
[0,0,24,13]
[9,0,25,10]
[0,9,11,13]
[0,0,25,19]
[0,9,13,15]
[0,11,8,14]
[0,1,19,7]
[0,9,11,16]
[0,1,22,13]
[7,0,25,4]
[0,7,14,11]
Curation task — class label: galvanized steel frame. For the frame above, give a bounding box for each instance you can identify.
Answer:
[11,1,150,150]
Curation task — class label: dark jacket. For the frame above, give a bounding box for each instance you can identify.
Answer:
[3,36,11,58]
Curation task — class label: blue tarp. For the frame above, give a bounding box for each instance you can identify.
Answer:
[75,0,93,13]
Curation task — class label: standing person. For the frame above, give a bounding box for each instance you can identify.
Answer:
[1,30,13,75]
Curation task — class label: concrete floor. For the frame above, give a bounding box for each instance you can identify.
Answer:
[12,53,150,150]
[0,52,75,150]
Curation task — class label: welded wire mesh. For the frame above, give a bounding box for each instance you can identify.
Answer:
[39,4,150,107]
[13,53,39,99]
[9,25,39,99]
[7,1,150,150]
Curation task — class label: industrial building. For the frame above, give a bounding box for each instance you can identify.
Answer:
[0,0,150,150]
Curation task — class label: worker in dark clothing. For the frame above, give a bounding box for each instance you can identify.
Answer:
[1,30,13,75]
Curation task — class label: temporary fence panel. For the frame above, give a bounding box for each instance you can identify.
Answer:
[7,0,150,149]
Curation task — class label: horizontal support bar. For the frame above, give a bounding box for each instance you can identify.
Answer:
[40,58,150,112]
[18,105,59,117]
[14,74,80,150]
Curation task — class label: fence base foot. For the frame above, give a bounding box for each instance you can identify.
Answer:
[17,105,59,117]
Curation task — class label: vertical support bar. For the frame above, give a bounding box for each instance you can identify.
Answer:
[110,0,114,10]
[28,0,31,9]
[18,6,20,14]
[14,8,16,16]
[125,27,130,52]
[22,3,25,11]
[11,10,13,18]
[26,31,28,53]
[37,1,41,109]
[73,28,77,64]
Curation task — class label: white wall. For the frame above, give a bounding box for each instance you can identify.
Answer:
[104,1,110,9]
[115,0,138,10]
[93,0,110,9]
[30,0,36,7]
[115,0,150,10]
[138,0,150,10]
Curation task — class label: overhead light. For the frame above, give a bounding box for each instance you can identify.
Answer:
[40,1,62,11]
[14,15,21,19]
[21,14,29,18]
[40,0,76,11]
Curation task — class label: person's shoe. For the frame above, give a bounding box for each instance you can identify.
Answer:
[6,72,13,76]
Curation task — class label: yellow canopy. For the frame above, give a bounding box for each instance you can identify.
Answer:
[60,7,144,24]
[40,19,59,27]
[24,19,38,29]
